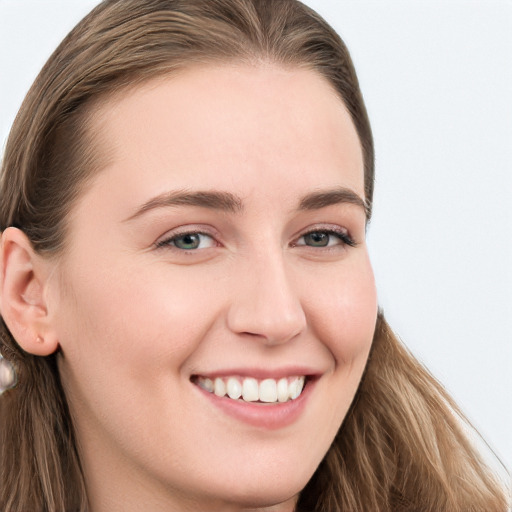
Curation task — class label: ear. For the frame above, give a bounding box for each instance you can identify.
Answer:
[0,227,59,356]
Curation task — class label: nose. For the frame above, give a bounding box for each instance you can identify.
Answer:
[226,251,307,345]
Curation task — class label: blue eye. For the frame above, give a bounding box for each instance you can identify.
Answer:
[297,229,355,248]
[158,232,216,250]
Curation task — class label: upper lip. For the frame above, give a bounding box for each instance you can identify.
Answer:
[190,366,323,380]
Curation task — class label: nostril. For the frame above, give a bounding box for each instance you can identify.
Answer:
[225,260,307,345]
[236,329,302,347]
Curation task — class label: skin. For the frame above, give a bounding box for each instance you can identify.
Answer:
[4,64,378,511]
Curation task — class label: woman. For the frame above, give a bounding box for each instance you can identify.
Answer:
[0,1,508,510]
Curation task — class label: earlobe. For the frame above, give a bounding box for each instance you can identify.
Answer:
[0,227,59,356]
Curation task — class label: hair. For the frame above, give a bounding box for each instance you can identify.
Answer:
[0,1,509,511]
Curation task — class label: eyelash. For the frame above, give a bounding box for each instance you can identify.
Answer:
[294,228,357,249]
[155,227,357,252]
[155,230,217,251]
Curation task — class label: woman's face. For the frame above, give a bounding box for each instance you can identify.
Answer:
[50,64,378,511]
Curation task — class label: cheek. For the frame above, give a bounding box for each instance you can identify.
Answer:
[53,258,224,457]
[294,256,377,450]
[55,257,220,385]
[306,255,378,363]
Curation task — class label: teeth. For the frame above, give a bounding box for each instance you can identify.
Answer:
[289,378,302,399]
[242,378,259,402]
[214,377,226,397]
[226,377,242,399]
[197,375,306,403]
[259,379,277,403]
[277,377,289,403]
[198,377,214,392]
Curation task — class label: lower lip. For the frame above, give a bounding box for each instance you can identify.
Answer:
[195,379,315,430]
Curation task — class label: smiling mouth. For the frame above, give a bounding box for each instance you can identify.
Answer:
[192,375,307,404]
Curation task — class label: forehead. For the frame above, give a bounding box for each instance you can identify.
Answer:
[84,64,364,211]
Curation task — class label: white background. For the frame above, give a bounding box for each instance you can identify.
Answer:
[1,0,511,474]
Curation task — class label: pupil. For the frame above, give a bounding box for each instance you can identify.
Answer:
[306,232,328,247]
[177,234,200,249]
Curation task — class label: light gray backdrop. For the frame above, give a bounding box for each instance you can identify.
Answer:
[1,0,511,473]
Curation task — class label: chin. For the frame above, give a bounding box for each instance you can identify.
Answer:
[196,461,314,510]
[209,487,300,511]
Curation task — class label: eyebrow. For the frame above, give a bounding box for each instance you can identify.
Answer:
[125,186,368,221]
[124,190,244,221]
[298,188,369,217]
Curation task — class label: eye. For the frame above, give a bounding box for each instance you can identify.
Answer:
[295,229,356,248]
[157,232,217,250]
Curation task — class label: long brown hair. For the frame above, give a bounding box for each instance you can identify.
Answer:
[0,1,508,510]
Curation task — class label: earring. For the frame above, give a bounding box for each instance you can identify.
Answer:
[0,356,17,393]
